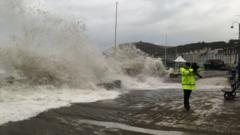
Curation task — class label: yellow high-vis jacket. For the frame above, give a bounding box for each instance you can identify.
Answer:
[180,67,196,90]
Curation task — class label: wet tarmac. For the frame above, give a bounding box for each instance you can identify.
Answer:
[1,84,240,135]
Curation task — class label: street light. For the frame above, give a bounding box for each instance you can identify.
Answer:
[114,2,118,49]
[164,34,168,66]
[230,21,240,40]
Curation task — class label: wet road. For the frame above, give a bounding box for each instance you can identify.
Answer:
[1,86,240,135]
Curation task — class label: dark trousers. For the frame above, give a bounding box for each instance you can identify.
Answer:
[183,90,192,111]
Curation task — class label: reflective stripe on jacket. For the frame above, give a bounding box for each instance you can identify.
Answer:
[180,67,196,90]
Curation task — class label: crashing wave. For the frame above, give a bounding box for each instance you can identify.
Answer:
[105,45,168,77]
[0,0,169,89]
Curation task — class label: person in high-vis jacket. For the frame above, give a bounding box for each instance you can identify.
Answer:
[180,62,201,111]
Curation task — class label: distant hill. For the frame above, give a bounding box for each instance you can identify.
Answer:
[119,40,240,57]
[119,41,168,57]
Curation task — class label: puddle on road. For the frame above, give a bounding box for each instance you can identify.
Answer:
[76,119,187,135]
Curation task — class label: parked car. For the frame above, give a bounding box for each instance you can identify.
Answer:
[204,59,227,70]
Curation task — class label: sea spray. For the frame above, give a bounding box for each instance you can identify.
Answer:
[0,0,118,88]
[0,0,170,88]
[0,0,171,126]
[0,0,122,123]
[103,45,174,89]
[105,45,168,77]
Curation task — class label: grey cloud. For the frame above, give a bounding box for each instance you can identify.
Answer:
[6,0,240,50]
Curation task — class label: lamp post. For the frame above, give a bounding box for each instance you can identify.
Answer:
[164,34,168,66]
[175,46,178,70]
[230,21,240,40]
[231,21,240,66]
[114,2,118,49]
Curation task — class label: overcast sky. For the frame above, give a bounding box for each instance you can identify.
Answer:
[31,0,240,49]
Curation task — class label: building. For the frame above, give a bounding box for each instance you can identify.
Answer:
[165,40,240,67]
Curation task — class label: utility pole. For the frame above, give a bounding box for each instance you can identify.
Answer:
[231,22,240,40]
[176,46,178,57]
[164,34,168,66]
[114,2,118,49]
[175,45,178,70]
[236,15,240,40]
[239,23,240,40]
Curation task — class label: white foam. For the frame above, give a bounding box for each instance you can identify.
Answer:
[122,76,230,91]
[0,76,230,125]
[122,77,181,90]
[0,85,120,125]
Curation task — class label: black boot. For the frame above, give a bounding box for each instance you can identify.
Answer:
[183,90,192,111]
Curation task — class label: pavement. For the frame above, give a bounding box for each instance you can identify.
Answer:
[1,84,240,135]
